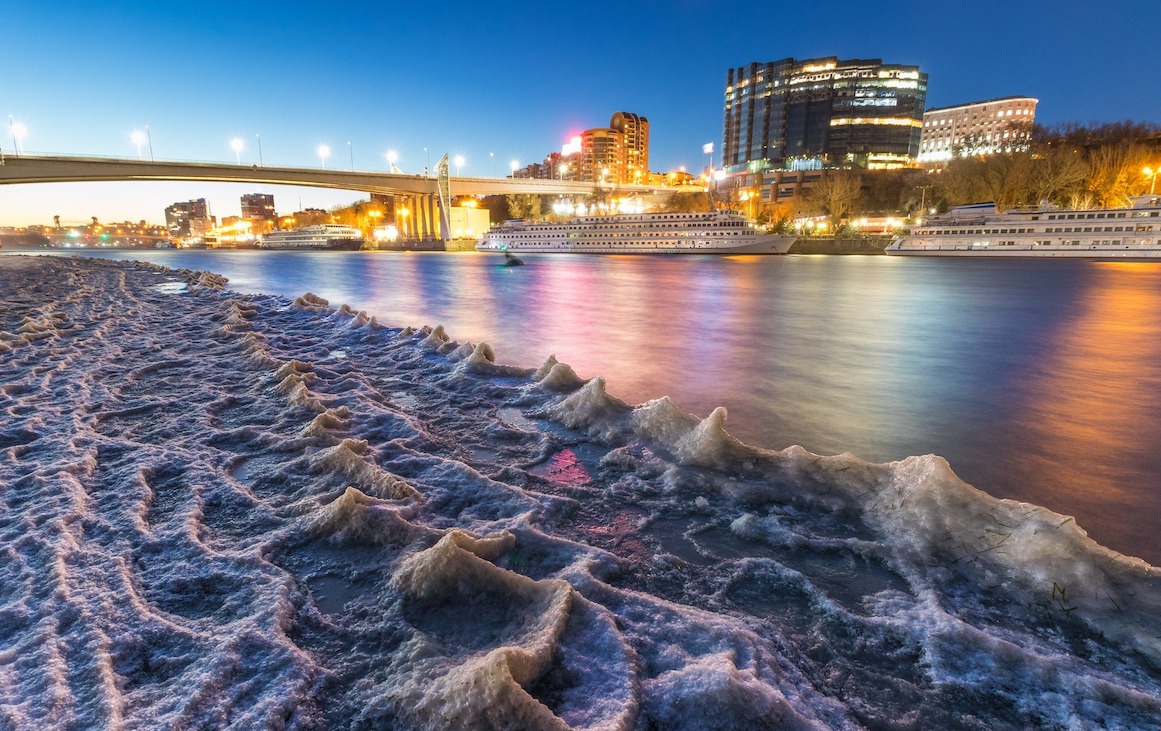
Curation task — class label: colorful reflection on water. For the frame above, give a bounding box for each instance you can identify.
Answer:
[11,248,1161,563]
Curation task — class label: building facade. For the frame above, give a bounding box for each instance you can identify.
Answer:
[240,193,276,232]
[917,96,1038,165]
[723,57,927,172]
[611,111,649,184]
[164,198,213,238]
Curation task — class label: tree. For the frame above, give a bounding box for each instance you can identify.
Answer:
[808,171,862,230]
[505,194,543,220]
[661,192,711,213]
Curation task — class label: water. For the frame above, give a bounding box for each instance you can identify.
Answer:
[7,247,1161,565]
[2,254,1158,729]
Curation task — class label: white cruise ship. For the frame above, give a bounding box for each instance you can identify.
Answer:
[258,224,365,251]
[886,195,1161,257]
[475,210,797,255]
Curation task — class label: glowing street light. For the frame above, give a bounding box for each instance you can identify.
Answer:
[131,130,147,160]
[9,117,26,155]
[1145,167,1158,195]
[454,155,465,176]
[559,162,569,181]
[510,160,519,177]
[347,141,354,171]
[386,150,399,171]
[230,137,244,164]
[317,144,331,168]
[256,133,263,166]
[490,151,495,176]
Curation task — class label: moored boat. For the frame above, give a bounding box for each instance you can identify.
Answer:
[258,224,365,251]
[476,210,796,255]
[886,195,1161,257]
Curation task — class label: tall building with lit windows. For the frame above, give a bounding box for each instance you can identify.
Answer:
[240,193,277,232]
[723,57,927,172]
[918,96,1038,165]
[611,112,649,184]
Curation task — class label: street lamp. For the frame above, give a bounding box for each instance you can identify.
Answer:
[423,147,429,176]
[510,160,519,177]
[1145,167,1158,195]
[9,117,26,155]
[131,130,146,160]
[230,137,244,164]
[145,125,154,162]
[490,151,495,176]
[559,162,568,181]
[317,144,330,168]
[347,141,354,171]
[386,150,398,171]
[454,155,464,176]
[256,133,263,166]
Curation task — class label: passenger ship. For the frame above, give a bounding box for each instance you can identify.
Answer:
[258,224,366,251]
[475,210,797,255]
[886,195,1161,257]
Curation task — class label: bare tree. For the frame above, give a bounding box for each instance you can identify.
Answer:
[808,171,862,230]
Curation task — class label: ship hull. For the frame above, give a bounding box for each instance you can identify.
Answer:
[477,234,796,255]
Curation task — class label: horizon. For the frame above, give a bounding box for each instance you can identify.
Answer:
[3,0,1158,226]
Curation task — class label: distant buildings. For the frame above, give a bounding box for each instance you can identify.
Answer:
[722,57,928,173]
[917,96,1038,165]
[513,111,651,186]
[240,193,277,232]
[164,198,214,238]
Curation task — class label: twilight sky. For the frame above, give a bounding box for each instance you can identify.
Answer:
[2,0,1157,226]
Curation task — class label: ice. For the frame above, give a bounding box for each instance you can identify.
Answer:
[0,255,1158,730]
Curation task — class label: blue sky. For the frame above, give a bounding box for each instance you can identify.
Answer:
[2,0,1157,226]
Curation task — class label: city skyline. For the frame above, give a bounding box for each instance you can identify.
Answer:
[3,0,1158,226]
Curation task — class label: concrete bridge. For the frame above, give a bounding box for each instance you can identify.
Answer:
[0,153,667,240]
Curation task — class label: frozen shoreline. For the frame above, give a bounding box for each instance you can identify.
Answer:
[1,255,1158,729]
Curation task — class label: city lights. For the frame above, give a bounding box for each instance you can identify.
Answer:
[1145,167,1158,195]
[386,150,399,171]
[131,130,146,160]
[454,155,465,176]
[9,117,27,155]
[317,145,331,168]
[230,138,244,164]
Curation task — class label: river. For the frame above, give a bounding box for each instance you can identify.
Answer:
[8,247,1160,565]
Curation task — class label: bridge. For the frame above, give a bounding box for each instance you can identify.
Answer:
[0,153,668,240]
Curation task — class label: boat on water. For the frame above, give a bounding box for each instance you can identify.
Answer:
[475,210,797,255]
[258,224,365,251]
[886,195,1161,257]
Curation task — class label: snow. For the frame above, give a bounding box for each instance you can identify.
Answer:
[0,254,1158,730]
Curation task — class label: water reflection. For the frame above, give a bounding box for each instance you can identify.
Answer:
[6,248,1160,563]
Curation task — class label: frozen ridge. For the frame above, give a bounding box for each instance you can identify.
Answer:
[0,254,1158,730]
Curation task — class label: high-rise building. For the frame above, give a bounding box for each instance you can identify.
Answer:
[611,112,649,184]
[240,193,276,231]
[579,127,623,184]
[165,198,213,238]
[723,57,927,172]
[917,96,1038,165]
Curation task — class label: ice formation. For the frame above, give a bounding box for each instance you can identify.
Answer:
[0,254,1158,730]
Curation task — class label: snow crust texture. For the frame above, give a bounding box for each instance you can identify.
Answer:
[0,255,1158,730]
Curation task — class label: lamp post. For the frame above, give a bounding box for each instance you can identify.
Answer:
[490,151,495,176]
[347,141,354,171]
[146,125,154,162]
[230,137,244,164]
[423,147,430,176]
[1145,167,1158,195]
[559,162,568,181]
[386,150,398,171]
[131,130,146,160]
[454,155,464,177]
[9,117,26,155]
[256,133,263,166]
[510,160,519,178]
[317,144,330,169]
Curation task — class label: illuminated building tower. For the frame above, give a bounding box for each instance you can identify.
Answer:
[240,193,276,232]
[918,96,1038,166]
[579,127,623,184]
[723,57,927,171]
[164,198,213,238]
[611,112,649,185]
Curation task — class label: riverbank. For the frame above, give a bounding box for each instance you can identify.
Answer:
[2,255,1158,729]
[788,235,892,254]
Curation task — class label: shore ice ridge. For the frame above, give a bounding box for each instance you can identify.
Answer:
[0,254,1158,730]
